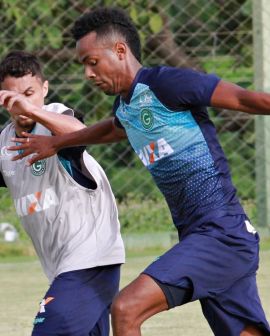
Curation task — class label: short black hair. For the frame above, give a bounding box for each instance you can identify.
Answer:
[0,50,45,83]
[71,7,141,62]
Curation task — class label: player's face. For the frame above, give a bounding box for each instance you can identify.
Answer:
[77,32,126,96]
[1,74,48,128]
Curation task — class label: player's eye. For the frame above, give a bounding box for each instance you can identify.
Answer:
[88,59,97,66]
[24,91,33,97]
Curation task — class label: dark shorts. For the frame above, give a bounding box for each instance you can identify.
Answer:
[32,264,121,336]
[143,215,270,336]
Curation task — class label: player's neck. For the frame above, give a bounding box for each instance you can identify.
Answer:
[15,124,36,137]
[120,62,143,99]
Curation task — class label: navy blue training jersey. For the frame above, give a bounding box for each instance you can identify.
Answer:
[114,66,245,234]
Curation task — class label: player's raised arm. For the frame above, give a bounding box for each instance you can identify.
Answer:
[211,80,270,114]
[0,90,85,135]
[9,117,127,164]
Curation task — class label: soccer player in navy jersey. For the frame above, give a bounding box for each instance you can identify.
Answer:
[6,7,270,336]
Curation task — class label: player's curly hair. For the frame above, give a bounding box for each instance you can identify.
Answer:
[71,7,141,62]
[0,50,45,83]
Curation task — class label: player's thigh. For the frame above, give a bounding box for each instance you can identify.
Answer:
[143,231,259,301]
[200,274,270,336]
[89,307,110,336]
[240,325,269,336]
[32,266,120,336]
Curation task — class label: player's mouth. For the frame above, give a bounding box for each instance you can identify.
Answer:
[95,82,107,91]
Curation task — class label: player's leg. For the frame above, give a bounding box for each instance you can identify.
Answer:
[111,274,168,336]
[89,306,110,336]
[111,273,192,336]
[111,231,235,336]
[240,325,267,336]
[200,274,270,336]
[32,265,120,336]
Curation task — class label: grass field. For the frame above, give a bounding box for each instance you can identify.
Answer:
[0,250,269,336]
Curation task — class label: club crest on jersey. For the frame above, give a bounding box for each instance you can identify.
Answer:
[136,138,174,166]
[31,160,46,176]
[140,109,154,130]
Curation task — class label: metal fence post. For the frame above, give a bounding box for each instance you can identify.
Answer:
[253,0,270,235]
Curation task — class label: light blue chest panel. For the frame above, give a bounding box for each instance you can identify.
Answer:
[116,83,228,227]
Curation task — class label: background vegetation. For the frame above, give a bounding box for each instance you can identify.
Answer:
[0,0,258,253]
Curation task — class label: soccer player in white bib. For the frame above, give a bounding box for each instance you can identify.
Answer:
[0,51,125,336]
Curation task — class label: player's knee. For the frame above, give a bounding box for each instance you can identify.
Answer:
[240,325,265,336]
[111,294,135,325]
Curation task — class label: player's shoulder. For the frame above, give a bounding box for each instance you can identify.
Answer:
[0,122,14,137]
[137,66,199,85]
[0,123,13,153]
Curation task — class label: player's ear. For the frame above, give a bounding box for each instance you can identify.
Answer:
[115,42,127,60]
[42,80,49,98]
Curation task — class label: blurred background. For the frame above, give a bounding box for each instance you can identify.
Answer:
[0,0,270,251]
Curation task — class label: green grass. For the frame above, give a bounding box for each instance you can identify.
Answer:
[0,240,35,259]
[261,237,270,250]
[0,251,269,336]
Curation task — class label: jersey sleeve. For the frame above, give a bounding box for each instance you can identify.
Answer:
[151,67,221,111]
[114,116,124,129]
[112,95,124,129]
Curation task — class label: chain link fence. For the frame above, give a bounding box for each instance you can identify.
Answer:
[1,0,268,236]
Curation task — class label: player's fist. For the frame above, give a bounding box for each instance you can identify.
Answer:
[0,90,34,119]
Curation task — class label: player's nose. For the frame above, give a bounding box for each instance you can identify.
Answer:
[84,66,96,80]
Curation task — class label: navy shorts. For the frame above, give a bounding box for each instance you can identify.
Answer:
[143,215,270,335]
[32,264,121,336]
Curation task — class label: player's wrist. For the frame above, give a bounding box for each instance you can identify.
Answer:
[53,133,68,152]
[26,105,41,119]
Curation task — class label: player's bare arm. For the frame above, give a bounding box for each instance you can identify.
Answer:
[8,117,127,164]
[211,80,270,114]
[0,90,85,135]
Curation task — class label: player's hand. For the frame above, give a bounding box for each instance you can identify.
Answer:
[0,90,35,119]
[8,132,58,165]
